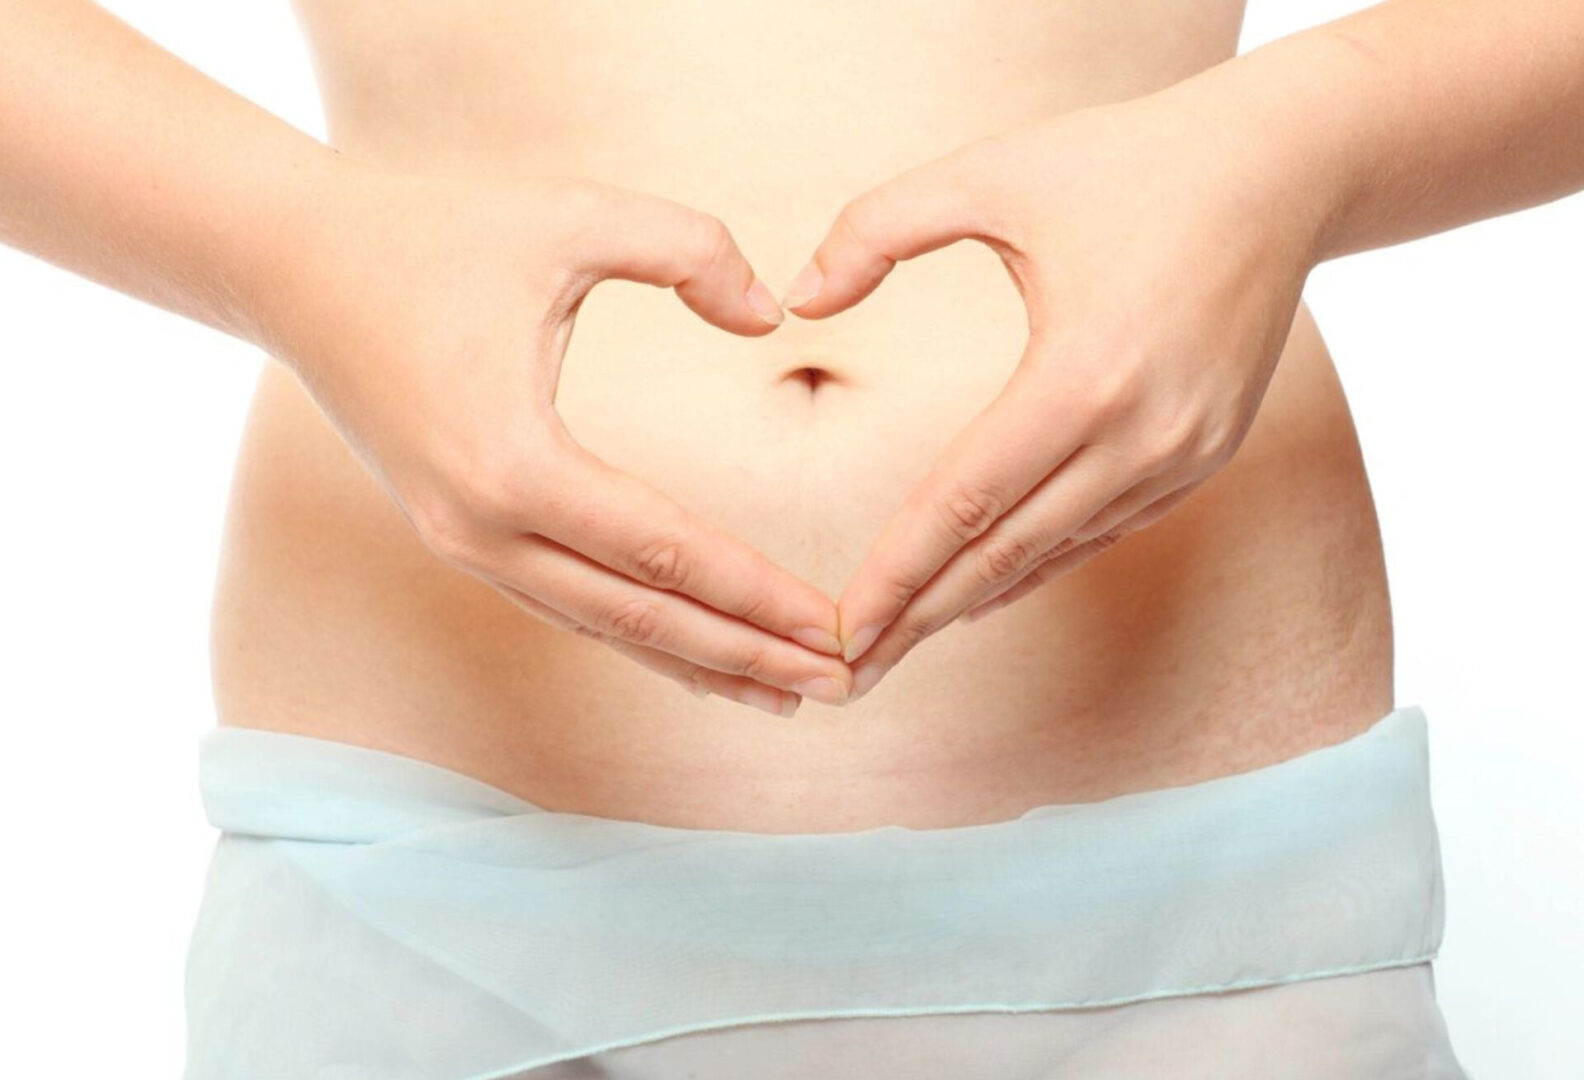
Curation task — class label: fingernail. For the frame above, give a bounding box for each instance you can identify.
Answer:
[781,261,824,309]
[841,624,880,663]
[740,684,789,717]
[792,626,844,655]
[791,675,849,706]
[688,680,712,698]
[850,663,885,701]
[745,277,784,325]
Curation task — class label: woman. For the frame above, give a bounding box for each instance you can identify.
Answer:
[5,0,1577,1075]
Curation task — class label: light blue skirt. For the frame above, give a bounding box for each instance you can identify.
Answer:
[183,704,1466,1078]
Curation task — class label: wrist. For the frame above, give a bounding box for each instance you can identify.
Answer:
[239,146,376,362]
[1142,30,1374,271]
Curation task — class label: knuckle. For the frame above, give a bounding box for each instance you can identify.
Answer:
[894,616,935,654]
[1086,367,1143,427]
[1007,565,1052,602]
[460,463,528,530]
[734,645,777,684]
[834,191,884,252]
[1146,401,1208,470]
[600,598,664,645]
[974,531,1034,585]
[685,212,735,273]
[732,586,770,627]
[1045,534,1083,560]
[880,571,924,608]
[1138,432,1189,475]
[630,531,691,591]
[940,481,1004,541]
[1074,341,1150,424]
[445,429,548,533]
[410,497,480,566]
[1014,564,1049,595]
[1195,414,1242,469]
[677,665,711,697]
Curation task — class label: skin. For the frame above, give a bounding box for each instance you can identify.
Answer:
[784,0,1584,698]
[0,0,854,715]
[785,98,1320,698]
[264,168,858,711]
[1,0,1580,825]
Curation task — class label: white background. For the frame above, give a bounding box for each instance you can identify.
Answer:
[1,2,1578,1076]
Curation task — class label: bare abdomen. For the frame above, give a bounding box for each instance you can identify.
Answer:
[209,0,1392,831]
[210,242,1392,833]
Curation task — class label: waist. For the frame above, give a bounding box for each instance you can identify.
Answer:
[212,266,1395,831]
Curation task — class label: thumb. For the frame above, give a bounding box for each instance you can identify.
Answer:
[781,139,1005,319]
[563,181,785,336]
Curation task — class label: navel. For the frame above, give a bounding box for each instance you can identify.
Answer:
[779,365,843,395]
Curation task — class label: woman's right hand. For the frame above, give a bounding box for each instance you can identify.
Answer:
[256,162,853,716]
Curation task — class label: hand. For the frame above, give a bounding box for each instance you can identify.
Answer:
[782,92,1324,700]
[262,164,854,716]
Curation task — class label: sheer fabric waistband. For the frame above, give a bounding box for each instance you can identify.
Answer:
[185,704,1447,1078]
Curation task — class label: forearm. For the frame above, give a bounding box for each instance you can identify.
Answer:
[0,0,342,348]
[1165,0,1584,264]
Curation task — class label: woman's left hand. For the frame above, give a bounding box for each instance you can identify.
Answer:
[782,89,1327,700]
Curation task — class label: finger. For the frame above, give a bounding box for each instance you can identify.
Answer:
[525,429,845,657]
[841,446,1135,702]
[843,445,1140,680]
[936,463,1180,618]
[594,633,807,718]
[565,182,784,335]
[834,358,1084,663]
[782,139,1006,319]
[487,579,806,719]
[479,528,853,704]
[961,480,1206,623]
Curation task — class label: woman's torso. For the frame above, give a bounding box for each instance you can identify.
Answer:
[209,0,1394,832]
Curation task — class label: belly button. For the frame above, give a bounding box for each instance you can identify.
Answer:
[780,365,842,395]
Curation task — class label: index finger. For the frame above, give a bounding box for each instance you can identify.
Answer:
[561,181,785,336]
[834,359,1084,662]
[781,138,1007,320]
[530,426,844,656]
